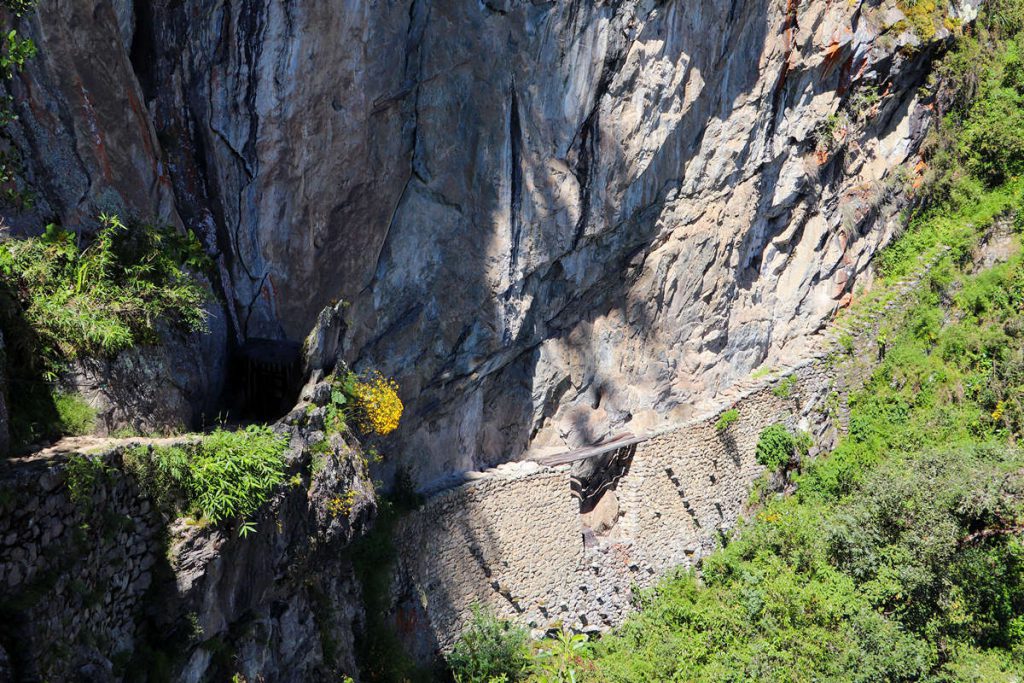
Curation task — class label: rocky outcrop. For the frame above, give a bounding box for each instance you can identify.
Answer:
[66,302,230,436]
[2,1,969,486]
[0,399,376,682]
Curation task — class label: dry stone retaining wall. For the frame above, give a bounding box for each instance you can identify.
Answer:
[0,451,164,680]
[391,360,836,652]
[391,254,946,654]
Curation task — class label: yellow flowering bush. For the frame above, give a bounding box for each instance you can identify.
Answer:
[327,490,358,517]
[352,372,403,436]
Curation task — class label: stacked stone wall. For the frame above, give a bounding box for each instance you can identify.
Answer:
[391,359,840,651]
[390,253,946,653]
[0,451,163,679]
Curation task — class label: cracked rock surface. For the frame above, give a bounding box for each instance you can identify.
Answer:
[2,0,971,486]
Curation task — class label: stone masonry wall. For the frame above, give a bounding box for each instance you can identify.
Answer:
[0,389,379,682]
[390,253,946,655]
[391,363,831,653]
[0,450,164,680]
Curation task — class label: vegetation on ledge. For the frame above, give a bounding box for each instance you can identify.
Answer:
[0,215,210,449]
[124,425,287,532]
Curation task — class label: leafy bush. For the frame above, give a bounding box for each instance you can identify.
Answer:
[590,444,1024,682]
[898,0,945,40]
[352,372,403,436]
[125,425,287,527]
[755,424,797,470]
[532,629,590,683]
[65,454,111,509]
[447,606,530,683]
[0,215,209,450]
[771,374,797,398]
[960,82,1024,185]
[53,392,96,436]
[714,408,739,432]
[0,215,208,367]
[6,385,95,449]
[325,369,404,438]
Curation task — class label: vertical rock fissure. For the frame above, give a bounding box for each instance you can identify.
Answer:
[508,81,523,283]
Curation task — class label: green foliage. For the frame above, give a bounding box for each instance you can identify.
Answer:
[324,372,356,435]
[714,408,739,432]
[11,389,96,447]
[0,215,209,450]
[65,455,111,510]
[586,192,1024,681]
[755,424,797,471]
[837,331,855,354]
[0,28,34,73]
[812,111,848,152]
[190,426,286,524]
[447,605,530,683]
[771,374,798,399]
[532,630,589,683]
[898,0,945,40]
[591,445,1024,681]
[53,392,97,436]
[0,215,209,365]
[125,426,287,526]
[885,13,1024,279]
[959,69,1024,185]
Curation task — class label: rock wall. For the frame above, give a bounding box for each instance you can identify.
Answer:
[388,253,940,656]
[390,358,831,655]
[67,305,230,437]
[0,414,377,682]
[0,451,165,680]
[1,0,974,485]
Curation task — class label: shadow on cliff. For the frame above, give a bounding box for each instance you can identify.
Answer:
[351,0,777,493]
[349,0,788,671]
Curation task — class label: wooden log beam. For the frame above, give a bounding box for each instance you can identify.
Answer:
[533,432,646,467]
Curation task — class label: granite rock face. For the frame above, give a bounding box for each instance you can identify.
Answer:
[3,1,970,484]
[66,302,230,436]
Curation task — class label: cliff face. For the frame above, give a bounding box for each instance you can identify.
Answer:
[0,403,377,682]
[2,0,966,484]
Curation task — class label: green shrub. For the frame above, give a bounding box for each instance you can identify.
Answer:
[960,85,1024,185]
[0,215,210,450]
[447,605,530,683]
[531,629,588,683]
[125,425,287,527]
[714,409,739,432]
[53,392,96,436]
[771,374,798,398]
[0,215,209,366]
[755,424,797,471]
[6,385,96,449]
[65,454,110,509]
